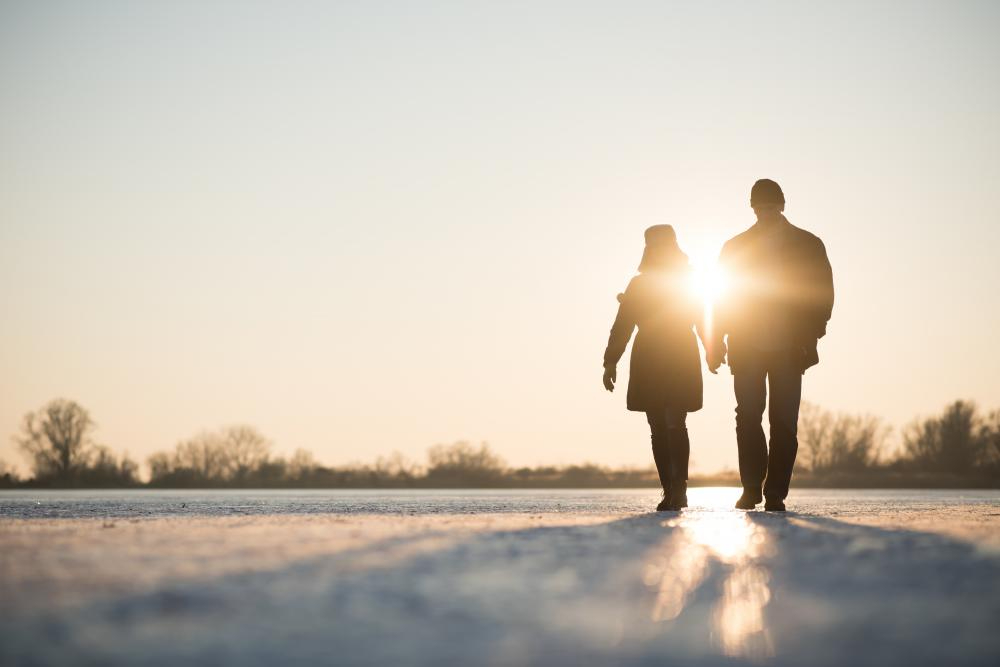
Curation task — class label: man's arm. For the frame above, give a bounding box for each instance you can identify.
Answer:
[809,238,834,339]
[706,243,732,373]
[794,236,833,372]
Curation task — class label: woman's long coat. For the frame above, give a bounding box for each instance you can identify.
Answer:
[603,270,704,413]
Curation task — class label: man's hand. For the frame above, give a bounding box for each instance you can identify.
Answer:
[799,339,820,372]
[707,345,727,375]
[602,365,617,392]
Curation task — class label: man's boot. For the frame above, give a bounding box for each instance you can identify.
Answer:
[735,488,762,510]
[764,498,786,512]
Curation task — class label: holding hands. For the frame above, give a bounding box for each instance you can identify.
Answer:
[707,342,727,375]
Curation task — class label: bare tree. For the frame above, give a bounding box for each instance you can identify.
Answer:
[426,441,506,485]
[375,451,421,480]
[902,400,988,474]
[220,425,271,479]
[78,445,139,486]
[799,402,833,471]
[984,409,1000,470]
[16,399,96,480]
[287,448,318,481]
[0,458,18,486]
[798,402,889,474]
[173,432,230,480]
[147,451,173,482]
[148,425,272,484]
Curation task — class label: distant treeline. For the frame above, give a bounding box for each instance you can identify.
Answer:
[2,398,999,489]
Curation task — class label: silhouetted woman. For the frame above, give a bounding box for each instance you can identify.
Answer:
[603,225,708,511]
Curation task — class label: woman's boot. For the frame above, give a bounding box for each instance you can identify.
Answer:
[670,480,688,509]
[651,433,673,511]
[667,427,690,509]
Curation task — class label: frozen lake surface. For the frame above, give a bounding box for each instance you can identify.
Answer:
[3,487,1000,519]
[2,488,999,666]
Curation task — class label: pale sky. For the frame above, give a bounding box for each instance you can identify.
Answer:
[2,1,998,475]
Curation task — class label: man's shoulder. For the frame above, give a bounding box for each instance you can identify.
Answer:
[786,223,826,250]
[720,226,757,255]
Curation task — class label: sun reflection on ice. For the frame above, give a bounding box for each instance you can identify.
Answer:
[645,508,775,660]
[715,559,772,659]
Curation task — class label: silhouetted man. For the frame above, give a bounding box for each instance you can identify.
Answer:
[709,179,833,511]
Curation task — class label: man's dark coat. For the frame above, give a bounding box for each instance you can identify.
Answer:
[715,218,834,373]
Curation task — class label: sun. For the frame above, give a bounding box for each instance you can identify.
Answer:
[688,259,728,308]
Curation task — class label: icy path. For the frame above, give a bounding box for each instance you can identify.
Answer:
[2,488,999,666]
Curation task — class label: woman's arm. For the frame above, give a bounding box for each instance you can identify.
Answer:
[603,281,639,390]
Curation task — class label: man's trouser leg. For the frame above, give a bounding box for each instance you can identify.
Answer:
[734,361,768,496]
[763,351,803,501]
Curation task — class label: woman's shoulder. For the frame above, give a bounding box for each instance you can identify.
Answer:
[626,273,653,289]
[619,274,647,300]
[627,269,690,291]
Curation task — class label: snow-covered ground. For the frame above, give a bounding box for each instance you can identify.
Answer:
[2,488,999,666]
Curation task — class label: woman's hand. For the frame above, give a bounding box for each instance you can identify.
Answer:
[603,365,616,392]
[707,341,727,375]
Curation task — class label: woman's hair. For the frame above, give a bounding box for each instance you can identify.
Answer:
[638,224,688,272]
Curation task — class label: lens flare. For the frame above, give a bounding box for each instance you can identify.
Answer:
[688,261,728,307]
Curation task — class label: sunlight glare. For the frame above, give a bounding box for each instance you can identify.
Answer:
[688,258,728,309]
